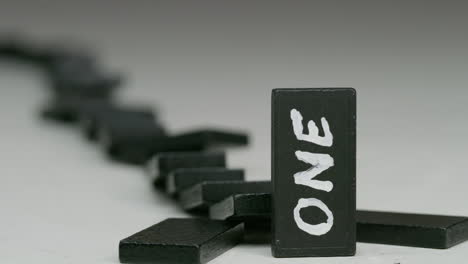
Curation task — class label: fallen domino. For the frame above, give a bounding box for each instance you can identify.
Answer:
[35,41,96,71]
[179,181,271,212]
[0,34,43,62]
[150,129,249,154]
[209,193,271,222]
[79,105,156,140]
[166,168,245,196]
[210,193,271,242]
[40,48,122,99]
[97,116,167,164]
[49,70,122,98]
[147,152,227,187]
[357,210,468,249]
[41,96,113,123]
[119,218,244,264]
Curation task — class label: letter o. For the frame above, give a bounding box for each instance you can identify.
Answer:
[293,198,334,236]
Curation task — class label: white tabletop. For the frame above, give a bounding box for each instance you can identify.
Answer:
[1,1,467,263]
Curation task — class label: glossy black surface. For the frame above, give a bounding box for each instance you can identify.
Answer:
[150,130,249,154]
[119,218,244,264]
[357,210,468,249]
[147,152,226,187]
[48,66,122,98]
[166,168,245,195]
[41,96,113,123]
[272,88,356,257]
[79,105,155,140]
[209,193,272,243]
[179,181,271,212]
[209,193,271,221]
[97,117,167,164]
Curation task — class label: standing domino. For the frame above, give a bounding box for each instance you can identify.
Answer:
[272,88,356,257]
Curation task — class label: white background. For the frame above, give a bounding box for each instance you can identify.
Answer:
[0,1,467,263]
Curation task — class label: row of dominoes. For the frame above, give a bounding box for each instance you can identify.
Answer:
[1,35,467,264]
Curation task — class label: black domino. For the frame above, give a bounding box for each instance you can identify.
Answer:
[179,181,271,212]
[41,46,119,100]
[79,105,155,140]
[147,152,226,187]
[0,35,39,62]
[150,130,248,154]
[357,210,468,249]
[119,218,244,264]
[49,70,122,98]
[210,193,271,222]
[272,88,356,257]
[97,117,167,164]
[210,193,271,242]
[0,36,25,59]
[43,48,121,99]
[41,96,112,123]
[166,168,244,196]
